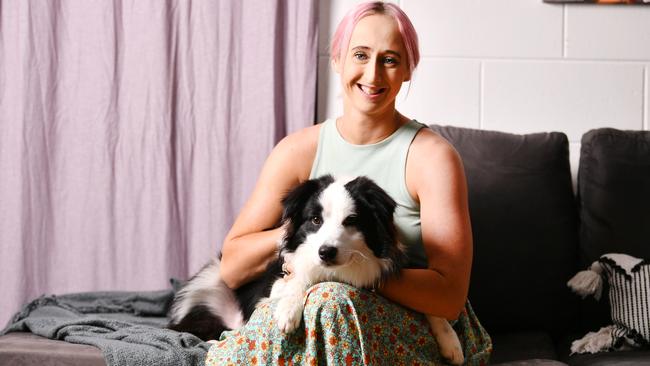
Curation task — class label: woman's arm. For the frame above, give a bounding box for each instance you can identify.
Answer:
[220,127,319,289]
[378,129,472,320]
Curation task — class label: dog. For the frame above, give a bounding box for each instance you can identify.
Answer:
[168,174,464,364]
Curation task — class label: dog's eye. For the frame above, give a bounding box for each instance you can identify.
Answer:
[311,216,322,225]
[342,215,357,226]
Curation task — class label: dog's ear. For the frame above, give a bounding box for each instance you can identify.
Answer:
[344,176,396,230]
[280,175,335,249]
[344,176,401,259]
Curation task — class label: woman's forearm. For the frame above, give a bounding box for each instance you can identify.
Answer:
[378,268,467,320]
[220,227,284,289]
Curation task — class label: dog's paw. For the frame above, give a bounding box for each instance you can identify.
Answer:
[438,333,464,365]
[274,297,303,334]
[428,316,464,365]
[269,278,288,299]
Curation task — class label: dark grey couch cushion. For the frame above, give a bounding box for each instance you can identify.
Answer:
[490,331,559,364]
[566,349,650,366]
[493,361,568,366]
[577,128,650,264]
[576,128,650,333]
[430,125,579,335]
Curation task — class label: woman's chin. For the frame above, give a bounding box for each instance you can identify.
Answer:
[350,101,391,116]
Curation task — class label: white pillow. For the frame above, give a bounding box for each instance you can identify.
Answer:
[568,253,650,353]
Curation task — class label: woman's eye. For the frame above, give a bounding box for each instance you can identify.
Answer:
[353,52,368,61]
[383,57,398,65]
[311,216,322,225]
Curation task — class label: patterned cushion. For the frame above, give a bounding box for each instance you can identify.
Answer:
[599,254,650,348]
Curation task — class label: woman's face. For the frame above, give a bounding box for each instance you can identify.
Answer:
[334,14,410,118]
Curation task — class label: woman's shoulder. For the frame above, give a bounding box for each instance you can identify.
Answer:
[411,123,458,159]
[283,123,321,144]
[408,122,464,178]
[404,122,468,205]
[269,123,322,181]
[274,123,321,156]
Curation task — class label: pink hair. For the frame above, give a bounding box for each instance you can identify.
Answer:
[330,1,420,76]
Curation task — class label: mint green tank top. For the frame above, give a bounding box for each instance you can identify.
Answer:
[309,118,429,269]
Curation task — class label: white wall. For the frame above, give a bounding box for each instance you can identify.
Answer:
[317,0,650,183]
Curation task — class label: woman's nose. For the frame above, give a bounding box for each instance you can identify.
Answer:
[363,58,382,83]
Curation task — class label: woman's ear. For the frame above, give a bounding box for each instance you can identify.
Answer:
[331,57,342,74]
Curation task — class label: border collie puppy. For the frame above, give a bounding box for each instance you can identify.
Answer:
[168,175,464,364]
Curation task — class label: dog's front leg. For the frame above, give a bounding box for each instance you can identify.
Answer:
[273,277,308,334]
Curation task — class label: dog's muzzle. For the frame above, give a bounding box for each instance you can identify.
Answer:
[318,245,338,265]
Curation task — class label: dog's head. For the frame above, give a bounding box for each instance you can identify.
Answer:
[279,175,408,287]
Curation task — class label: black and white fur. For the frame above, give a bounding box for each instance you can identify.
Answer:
[168,175,464,364]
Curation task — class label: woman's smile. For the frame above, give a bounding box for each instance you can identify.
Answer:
[357,83,387,99]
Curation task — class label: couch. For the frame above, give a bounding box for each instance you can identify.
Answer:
[1,125,648,365]
[428,125,650,365]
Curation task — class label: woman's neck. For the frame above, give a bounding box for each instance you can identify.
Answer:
[336,109,408,145]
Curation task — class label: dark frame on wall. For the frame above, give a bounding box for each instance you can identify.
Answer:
[544,0,649,3]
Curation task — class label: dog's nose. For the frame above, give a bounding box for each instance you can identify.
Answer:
[318,245,338,263]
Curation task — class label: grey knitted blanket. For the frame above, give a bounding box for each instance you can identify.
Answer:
[1,288,210,366]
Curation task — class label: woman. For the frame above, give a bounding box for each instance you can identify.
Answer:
[207,2,492,365]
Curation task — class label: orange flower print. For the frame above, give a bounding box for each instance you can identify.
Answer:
[345,353,354,366]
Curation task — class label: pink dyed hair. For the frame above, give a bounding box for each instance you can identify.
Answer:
[330,1,420,76]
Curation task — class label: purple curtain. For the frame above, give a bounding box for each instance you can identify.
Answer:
[0,0,317,327]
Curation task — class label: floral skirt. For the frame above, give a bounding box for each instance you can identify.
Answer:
[205,282,492,365]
